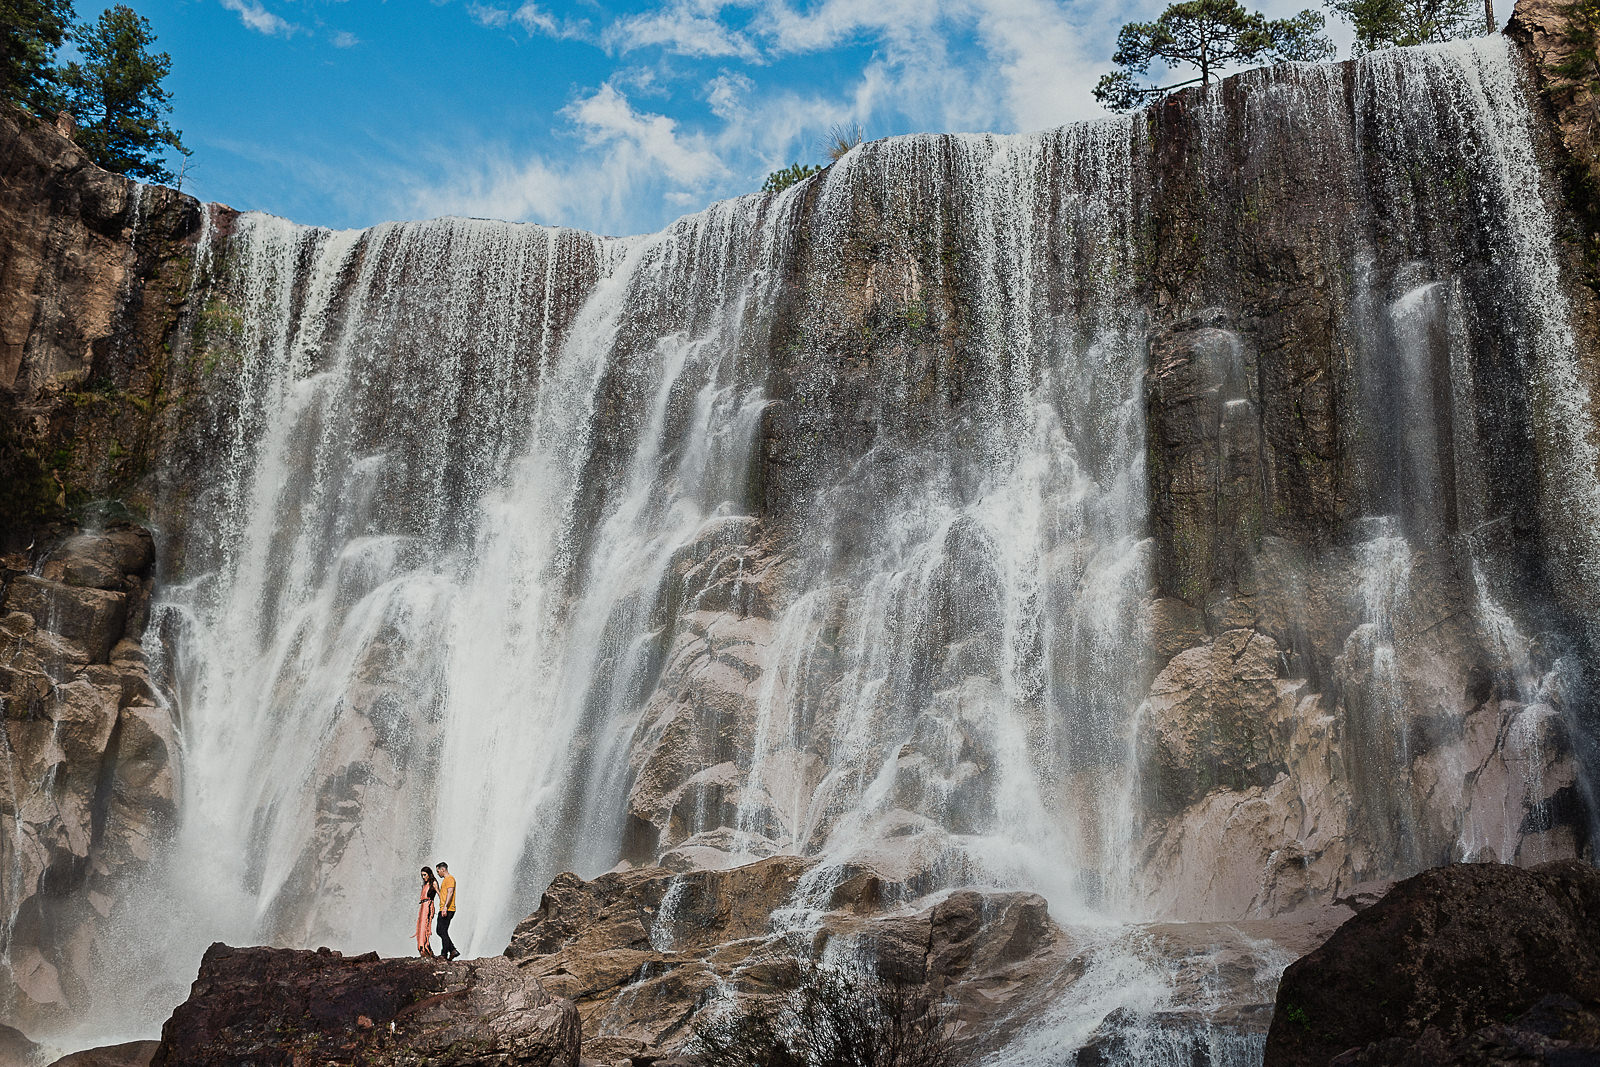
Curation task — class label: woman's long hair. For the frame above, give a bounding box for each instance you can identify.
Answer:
[421,866,437,900]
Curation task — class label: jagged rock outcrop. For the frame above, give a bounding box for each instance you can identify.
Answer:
[502,856,1079,1061]
[0,525,175,1031]
[502,856,1355,1063]
[150,944,580,1067]
[1264,859,1600,1066]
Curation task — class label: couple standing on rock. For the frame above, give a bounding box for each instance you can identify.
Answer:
[417,862,460,959]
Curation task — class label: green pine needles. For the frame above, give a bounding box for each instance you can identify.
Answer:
[1094,0,1335,110]
[2,2,189,184]
[763,162,824,194]
[0,0,75,115]
[1324,0,1484,52]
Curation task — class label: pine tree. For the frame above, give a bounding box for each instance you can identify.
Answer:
[0,0,75,115]
[60,4,189,183]
[763,162,823,193]
[1094,0,1335,110]
[1323,0,1480,51]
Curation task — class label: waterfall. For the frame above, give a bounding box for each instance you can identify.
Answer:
[42,32,1596,1060]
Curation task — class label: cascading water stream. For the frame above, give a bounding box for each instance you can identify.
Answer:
[34,31,1594,1064]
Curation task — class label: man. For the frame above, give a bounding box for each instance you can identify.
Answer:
[435,861,459,960]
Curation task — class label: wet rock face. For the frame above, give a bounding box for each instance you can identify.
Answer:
[498,858,1361,1063]
[0,524,175,1031]
[1509,0,1600,282]
[503,856,1076,1063]
[1264,859,1600,1066]
[151,944,580,1067]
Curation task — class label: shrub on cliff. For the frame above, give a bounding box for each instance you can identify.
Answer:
[1094,0,1335,110]
[689,963,957,1067]
[764,162,824,193]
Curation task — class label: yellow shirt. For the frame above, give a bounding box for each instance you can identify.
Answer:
[439,874,456,913]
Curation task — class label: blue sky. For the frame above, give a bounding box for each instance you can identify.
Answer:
[79,0,1357,236]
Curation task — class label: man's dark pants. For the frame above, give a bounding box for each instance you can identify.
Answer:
[437,911,458,958]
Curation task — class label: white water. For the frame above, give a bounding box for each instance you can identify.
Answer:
[28,33,1598,1063]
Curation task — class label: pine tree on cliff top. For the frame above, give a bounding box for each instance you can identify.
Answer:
[59,4,189,183]
[1323,0,1481,52]
[0,0,75,115]
[1094,0,1335,110]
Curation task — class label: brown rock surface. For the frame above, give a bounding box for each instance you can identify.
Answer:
[1508,0,1600,273]
[46,1040,158,1067]
[0,101,206,549]
[0,525,175,1030]
[503,856,1085,1060]
[0,1024,41,1067]
[151,944,579,1067]
[1264,860,1600,1066]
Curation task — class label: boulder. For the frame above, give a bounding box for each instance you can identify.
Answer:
[150,944,580,1067]
[46,1040,159,1067]
[2,576,127,663]
[1264,860,1600,1066]
[1137,628,1291,815]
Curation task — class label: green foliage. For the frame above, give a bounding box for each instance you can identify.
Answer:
[60,4,188,182]
[1323,0,1481,52]
[763,162,824,193]
[1094,0,1335,110]
[688,963,957,1067]
[0,0,75,114]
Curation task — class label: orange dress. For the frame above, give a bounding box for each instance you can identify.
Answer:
[416,884,435,953]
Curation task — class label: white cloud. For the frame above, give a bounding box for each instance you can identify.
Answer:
[331,31,360,48]
[402,83,729,235]
[220,0,299,38]
[705,72,753,121]
[564,83,728,187]
[466,3,510,29]
[603,8,761,61]
[511,2,556,35]
[965,0,1111,129]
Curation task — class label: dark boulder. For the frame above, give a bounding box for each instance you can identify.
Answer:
[1264,860,1600,1066]
[150,944,580,1067]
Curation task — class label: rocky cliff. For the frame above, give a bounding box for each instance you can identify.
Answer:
[2,0,1599,1060]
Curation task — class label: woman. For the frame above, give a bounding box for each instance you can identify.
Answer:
[416,866,438,957]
